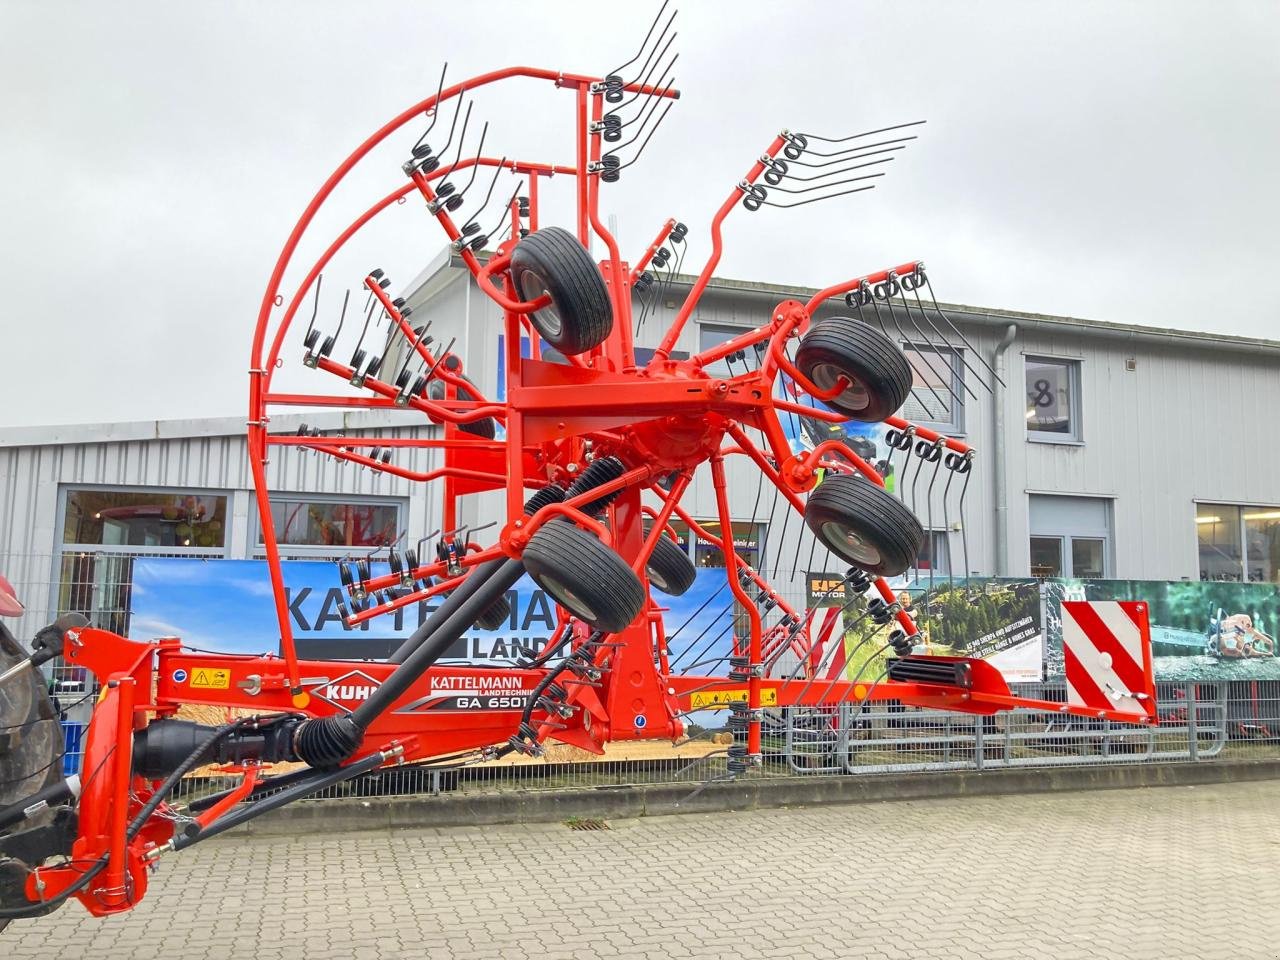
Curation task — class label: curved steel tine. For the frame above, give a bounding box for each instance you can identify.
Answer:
[882,291,960,414]
[788,132,921,160]
[608,0,670,79]
[786,140,914,168]
[393,320,429,383]
[777,155,896,184]
[896,285,981,401]
[622,7,677,92]
[303,273,323,341]
[411,63,449,154]
[434,89,468,161]
[332,288,350,341]
[462,155,507,230]
[662,238,688,303]
[424,335,457,383]
[352,294,379,356]
[436,100,474,181]
[451,121,489,202]
[798,119,926,146]
[760,183,877,209]
[619,49,680,128]
[767,170,884,195]
[616,79,678,171]
[869,289,951,414]
[481,180,525,245]
[415,531,441,566]
[919,275,1006,387]
[614,24,678,116]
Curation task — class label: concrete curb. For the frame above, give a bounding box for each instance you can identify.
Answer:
[224,757,1280,838]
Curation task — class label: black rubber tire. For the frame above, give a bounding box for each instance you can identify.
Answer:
[795,317,913,422]
[522,523,645,633]
[0,623,65,926]
[645,536,696,597]
[509,226,613,356]
[426,375,496,440]
[0,626,62,810]
[804,473,924,577]
[472,592,511,631]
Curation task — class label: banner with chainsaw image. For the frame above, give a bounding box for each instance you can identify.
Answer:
[1043,578,1280,682]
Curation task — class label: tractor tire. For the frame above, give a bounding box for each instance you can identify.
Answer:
[509,226,613,356]
[472,592,511,631]
[522,522,645,633]
[645,536,696,597]
[426,375,496,439]
[794,317,914,422]
[804,473,924,577]
[0,627,62,809]
[0,624,66,926]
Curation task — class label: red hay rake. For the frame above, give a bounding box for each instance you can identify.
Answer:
[0,7,1157,922]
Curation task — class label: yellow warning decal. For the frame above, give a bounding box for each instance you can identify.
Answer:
[190,668,231,690]
[688,688,778,710]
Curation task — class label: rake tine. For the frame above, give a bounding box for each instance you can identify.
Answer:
[797,120,927,145]
[919,275,1006,387]
[872,295,948,416]
[411,63,449,155]
[896,284,982,402]
[608,0,671,81]
[796,129,924,159]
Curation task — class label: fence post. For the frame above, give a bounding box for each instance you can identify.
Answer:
[1186,682,1199,762]
[973,712,985,771]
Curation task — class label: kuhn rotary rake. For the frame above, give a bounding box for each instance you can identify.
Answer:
[0,6,1158,922]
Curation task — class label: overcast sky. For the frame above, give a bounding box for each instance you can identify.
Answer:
[2,1,1277,428]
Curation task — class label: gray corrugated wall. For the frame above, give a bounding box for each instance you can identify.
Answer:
[0,419,442,638]
[426,269,1280,588]
[1012,329,1280,580]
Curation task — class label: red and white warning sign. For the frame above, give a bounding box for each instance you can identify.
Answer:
[1061,600,1157,723]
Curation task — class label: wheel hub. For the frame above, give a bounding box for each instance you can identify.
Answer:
[541,574,598,622]
[811,362,870,413]
[822,520,882,566]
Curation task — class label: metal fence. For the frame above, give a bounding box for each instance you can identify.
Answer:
[3,551,1278,806]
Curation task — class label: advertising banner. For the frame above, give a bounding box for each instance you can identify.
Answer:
[835,577,1045,686]
[1043,578,1280,682]
[131,558,569,662]
[129,557,734,664]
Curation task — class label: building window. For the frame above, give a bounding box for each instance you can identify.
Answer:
[634,346,689,365]
[1029,534,1104,578]
[1025,357,1081,441]
[698,323,759,378]
[901,344,964,434]
[1071,538,1107,578]
[56,486,230,636]
[916,530,951,577]
[1029,536,1063,578]
[1196,503,1280,583]
[258,496,403,555]
[694,520,765,570]
[644,517,765,571]
[62,488,227,550]
[1029,494,1112,578]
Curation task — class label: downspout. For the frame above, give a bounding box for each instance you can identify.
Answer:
[993,323,1019,575]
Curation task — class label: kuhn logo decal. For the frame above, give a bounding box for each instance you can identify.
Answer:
[306,669,381,711]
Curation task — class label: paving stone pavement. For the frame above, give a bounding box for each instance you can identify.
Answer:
[7,779,1279,959]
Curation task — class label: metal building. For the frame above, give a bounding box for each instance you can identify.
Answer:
[3,249,1280,644]
[392,252,1280,589]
